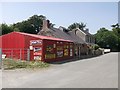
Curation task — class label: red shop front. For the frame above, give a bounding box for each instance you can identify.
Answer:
[30,39,74,62]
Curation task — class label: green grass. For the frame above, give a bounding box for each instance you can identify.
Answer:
[3,58,50,70]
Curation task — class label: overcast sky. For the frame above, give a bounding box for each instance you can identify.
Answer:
[0,1,118,34]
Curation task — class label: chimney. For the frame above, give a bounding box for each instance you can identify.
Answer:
[76,24,79,29]
[59,26,63,31]
[75,29,77,35]
[72,29,77,35]
[42,19,50,30]
[85,28,89,32]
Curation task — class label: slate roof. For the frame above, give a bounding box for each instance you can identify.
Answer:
[81,29,92,36]
[73,28,92,36]
[38,27,86,44]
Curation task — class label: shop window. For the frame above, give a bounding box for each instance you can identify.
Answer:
[46,45,54,53]
[45,54,56,59]
[57,51,63,57]
[64,45,69,56]
[45,45,56,59]
[57,46,63,57]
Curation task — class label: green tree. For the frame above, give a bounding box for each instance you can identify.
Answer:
[111,23,120,51]
[112,23,120,37]
[68,22,86,30]
[111,23,120,29]
[0,23,13,35]
[13,15,46,34]
[95,27,119,51]
[0,15,55,35]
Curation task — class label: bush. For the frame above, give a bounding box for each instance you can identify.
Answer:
[3,58,50,70]
[92,44,100,50]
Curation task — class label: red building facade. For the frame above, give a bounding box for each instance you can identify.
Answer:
[1,32,74,62]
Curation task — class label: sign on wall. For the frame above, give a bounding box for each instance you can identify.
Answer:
[64,45,69,56]
[33,47,42,55]
[64,49,69,56]
[46,45,54,53]
[34,56,41,60]
[30,40,42,45]
[57,51,63,57]
[70,49,73,56]
[45,54,56,59]
[45,45,56,59]
[56,45,63,58]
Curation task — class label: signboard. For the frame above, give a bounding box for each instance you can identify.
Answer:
[33,47,42,55]
[56,45,63,57]
[57,51,63,57]
[34,56,41,60]
[64,49,69,56]
[70,45,73,56]
[45,54,55,59]
[70,49,73,56]
[30,40,42,46]
[64,45,69,56]
[46,45,54,53]
[45,45,56,59]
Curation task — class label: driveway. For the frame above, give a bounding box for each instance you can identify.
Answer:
[2,52,118,88]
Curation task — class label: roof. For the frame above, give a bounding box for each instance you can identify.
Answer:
[38,27,86,44]
[1,32,73,42]
[78,29,92,36]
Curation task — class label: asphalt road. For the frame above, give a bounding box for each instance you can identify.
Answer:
[2,52,118,88]
[0,70,1,89]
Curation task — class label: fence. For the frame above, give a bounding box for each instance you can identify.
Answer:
[1,48,30,61]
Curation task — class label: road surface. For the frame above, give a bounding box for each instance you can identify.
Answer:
[2,52,118,88]
[0,70,1,89]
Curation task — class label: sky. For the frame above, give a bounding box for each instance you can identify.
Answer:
[0,1,118,34]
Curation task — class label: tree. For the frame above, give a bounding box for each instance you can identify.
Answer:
[112,23,120,37]
[94,27,119,51]
[0,23,14,35]
[111,23,120,29]
[111,23,120,51]
[0,15,55,35]
[68,22,86,30]
[13,15,46,34]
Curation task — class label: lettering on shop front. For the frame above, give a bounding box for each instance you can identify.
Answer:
[45,45,56,59]
[56,46,63,57]
[64,45,69,56]
[30,40,42,45]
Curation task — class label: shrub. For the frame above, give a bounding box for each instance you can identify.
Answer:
[92,44,100,50]
[3,58,50,70]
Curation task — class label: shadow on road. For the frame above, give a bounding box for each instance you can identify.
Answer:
[49,54,102,64]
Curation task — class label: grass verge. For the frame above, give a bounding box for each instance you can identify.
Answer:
[3,58,50,70]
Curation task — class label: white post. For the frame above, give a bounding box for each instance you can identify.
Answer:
[27,49,30,61]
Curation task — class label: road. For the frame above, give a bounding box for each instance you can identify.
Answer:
[2,52,118,88]
[0,70,1,89]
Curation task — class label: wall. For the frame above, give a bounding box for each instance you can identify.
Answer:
[43,39,74,62]
[2,32,25,49]
[2,32,27,60]
[1,32,41,60]
[76,30,86,41]
[80,44,89,55]
[85,35,95,44]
